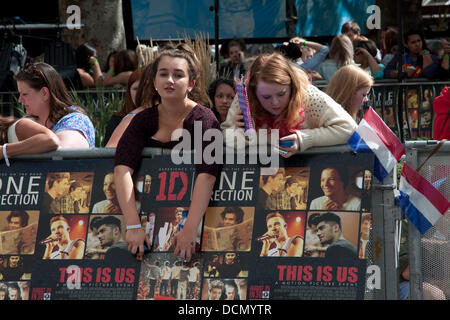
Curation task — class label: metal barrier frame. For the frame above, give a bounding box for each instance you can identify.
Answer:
[405,140,450,300]
[9,144,400,299]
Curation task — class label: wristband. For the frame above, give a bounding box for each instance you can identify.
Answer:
[90,59,99,67]
[303,40,306,47]
[443,56,449,60]
[2,144,10,167]
[107,69,115,76]
[126,224,142,231]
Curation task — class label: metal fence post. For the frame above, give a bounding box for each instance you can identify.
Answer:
[405,148,423,300]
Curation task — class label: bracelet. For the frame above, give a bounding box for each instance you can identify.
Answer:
[126,224,142,231]
[2,143,10,167]
[443,56,449,60]
[107,69,115,76]
[90,60,99,67]
[303,40,306,47]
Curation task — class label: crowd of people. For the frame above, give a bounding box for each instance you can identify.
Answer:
[0,21,449,299]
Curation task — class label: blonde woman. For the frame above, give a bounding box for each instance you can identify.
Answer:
[318,35,355,80]
[325,65,374,121]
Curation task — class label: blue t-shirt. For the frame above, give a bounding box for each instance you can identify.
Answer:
[51,106,96,148]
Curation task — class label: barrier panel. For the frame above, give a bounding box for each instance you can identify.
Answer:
[0,145,399,300]
[405,141,450,300]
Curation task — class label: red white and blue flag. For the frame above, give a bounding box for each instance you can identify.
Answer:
[397,163,450,234]
[348,107,405,181]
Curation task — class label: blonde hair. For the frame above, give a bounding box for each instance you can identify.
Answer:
[325,65,374,118]
[247,52,309,131]
[329,35,354,68]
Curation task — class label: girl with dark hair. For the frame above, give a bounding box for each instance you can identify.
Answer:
[114,43,220,262]
[75,43,103,88]
[104,68,144,146]
[208,78,235,123]
[104,49,138,87]
[15,62,95,148]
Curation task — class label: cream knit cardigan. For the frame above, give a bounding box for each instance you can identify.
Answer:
[221,84,357,151]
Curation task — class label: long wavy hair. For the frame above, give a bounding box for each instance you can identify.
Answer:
[15,62,83,127]
[247,52,309,135]
[325,65,374,119]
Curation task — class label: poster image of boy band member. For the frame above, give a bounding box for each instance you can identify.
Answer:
[304,212,328,257]
[42,172,94,214]
[315,212,358,259]
[310,167,361,211]
[41,215,86,259]
[258,212,304,257]
[359,213,372,259]
[1,210,38,254]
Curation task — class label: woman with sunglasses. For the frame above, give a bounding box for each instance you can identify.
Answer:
[15,63,95,148]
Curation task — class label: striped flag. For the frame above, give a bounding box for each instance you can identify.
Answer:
[348,107,405,181]
[397,163,450,234]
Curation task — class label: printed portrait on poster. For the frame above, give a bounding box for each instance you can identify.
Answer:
[0,281,30,300]
[309,166,364,211]
[140,212,156,250]
[0,210,39,254]
[258,167,310,210]
[84,214,136,264]
[256,211,305,257]
[359,213,372,259]
[203,252,249,278]
[202,207,254,252]
[153,207,202,252]
[137,253,202,300]
[42,172,93,214]
[201,278,247,300]
[0,255,33,281]
[38,215,87,260]
[304,211,359,260]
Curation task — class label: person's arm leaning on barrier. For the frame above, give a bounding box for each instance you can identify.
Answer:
[0,118,60,161]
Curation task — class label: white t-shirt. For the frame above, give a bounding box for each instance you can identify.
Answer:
[7,120,20,143]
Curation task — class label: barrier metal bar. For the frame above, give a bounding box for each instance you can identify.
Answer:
[404,141,450,300]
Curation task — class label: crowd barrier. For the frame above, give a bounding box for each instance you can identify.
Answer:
[404,141,450,300]
[2,79,448,141]
[0,145,401,300]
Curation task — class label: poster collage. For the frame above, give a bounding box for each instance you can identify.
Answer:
[0,152,374,300]
[368,83,447,140]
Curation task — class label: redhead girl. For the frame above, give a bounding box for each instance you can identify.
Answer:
[222,52,357,157]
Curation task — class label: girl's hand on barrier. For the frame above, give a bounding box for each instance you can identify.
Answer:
[279,134,300,158]
[173,228,196,262]
[126,228,150,259]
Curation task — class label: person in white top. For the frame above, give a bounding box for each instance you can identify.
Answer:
[1,116,59,165]
[310,167,361,211]
[221,52,357,157]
